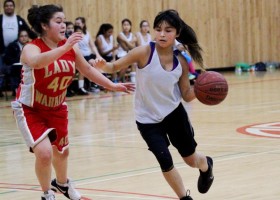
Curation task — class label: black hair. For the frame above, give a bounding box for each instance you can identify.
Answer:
[121,18,132,32]
[65,21,74,27]
[27,4,63,35]
[74,25,82,32]
[75,17,87,34]
[96,23,113,38]
[17,29,29,38]
[154,9,203,67]
[139,20,149,28]
[3,0,15,8]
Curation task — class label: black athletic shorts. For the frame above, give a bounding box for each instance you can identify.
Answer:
[84,54,96,62]
[136,103,197,157]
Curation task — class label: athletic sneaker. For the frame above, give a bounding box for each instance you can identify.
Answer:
[198,156,214,193]
[180,190,193,200]
[41,189,56,200]
[51,179,81,200]
[76,87,89,95]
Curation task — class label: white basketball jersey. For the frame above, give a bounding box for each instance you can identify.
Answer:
[135,42,182,123]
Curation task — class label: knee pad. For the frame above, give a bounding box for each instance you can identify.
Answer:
[152,149,174,172]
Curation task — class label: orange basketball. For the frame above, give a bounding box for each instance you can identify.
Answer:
[194,71,228,105]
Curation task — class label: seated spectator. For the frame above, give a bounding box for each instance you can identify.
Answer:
[75,17,102,94]
[3,29,29,96]
[65,21,74,39]
[65,21,76,97]
[116,18,137,83]
[95,23,118,84]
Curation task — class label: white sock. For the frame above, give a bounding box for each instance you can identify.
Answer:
[130,72,136,83]
[78,80,84,88]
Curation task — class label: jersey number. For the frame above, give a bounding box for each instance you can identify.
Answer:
[47,76,72,92]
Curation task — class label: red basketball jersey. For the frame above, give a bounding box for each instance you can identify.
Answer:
[17,38,76,109]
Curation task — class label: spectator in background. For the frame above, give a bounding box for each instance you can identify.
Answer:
[0,0,37,97]
[136,20,152,47]
[116,18,137,83]
[65,21,76,97]
[75,17,102,94]
[3,29,29,96]
[95,23,118,83]
[65,21,74,39]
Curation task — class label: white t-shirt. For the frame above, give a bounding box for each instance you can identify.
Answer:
[78,31,92,57]
[117,32,133,58]
[136,32,152,46]
[97,34,113,57]
[2,14,18,47]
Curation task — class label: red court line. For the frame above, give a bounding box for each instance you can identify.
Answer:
[0,183,177,199]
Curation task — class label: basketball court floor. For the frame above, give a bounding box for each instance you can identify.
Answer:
[0,69,280,199]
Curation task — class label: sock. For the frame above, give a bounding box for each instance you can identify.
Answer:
[56,179,68,187]
[78,80,84,89]
[130,72,136,83]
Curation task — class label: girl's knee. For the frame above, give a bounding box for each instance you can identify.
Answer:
[183,153,199,168]
[35,149,53,165]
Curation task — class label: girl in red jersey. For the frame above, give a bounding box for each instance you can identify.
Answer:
[11,4,134,200]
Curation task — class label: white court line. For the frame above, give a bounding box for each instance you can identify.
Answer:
[82,193,166,200]
[77,148,280,186]
[269,110,280,113]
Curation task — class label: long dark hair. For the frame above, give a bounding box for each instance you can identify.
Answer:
[153,9,203,67]
[96,23,113,38]
[27,4,63,36]
[75,17,87,34]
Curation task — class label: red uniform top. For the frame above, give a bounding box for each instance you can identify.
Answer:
[17,38,76,109]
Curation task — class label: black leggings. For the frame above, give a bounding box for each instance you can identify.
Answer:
[136,103,197,171]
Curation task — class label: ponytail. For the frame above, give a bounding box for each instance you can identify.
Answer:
[177,21,204,68]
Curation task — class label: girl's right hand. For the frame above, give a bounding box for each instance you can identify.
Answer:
[65,32,83,49]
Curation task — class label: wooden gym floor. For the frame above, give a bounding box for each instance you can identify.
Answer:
[0,69,280,200]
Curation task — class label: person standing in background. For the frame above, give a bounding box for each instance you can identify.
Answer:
[0,0,37,97]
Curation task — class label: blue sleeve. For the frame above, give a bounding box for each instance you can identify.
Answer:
[181,51,192,64]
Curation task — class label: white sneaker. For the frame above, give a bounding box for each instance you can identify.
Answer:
[51,178,81,200]
[41,189,56,200]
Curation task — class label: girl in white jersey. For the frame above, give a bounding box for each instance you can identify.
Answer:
[94,9,214,200]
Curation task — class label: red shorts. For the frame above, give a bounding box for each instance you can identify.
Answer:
[11,101,69,152]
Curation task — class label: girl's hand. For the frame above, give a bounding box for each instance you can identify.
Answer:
[91,57,106,69]
[111,82,135,93]
[65,32,83,50]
